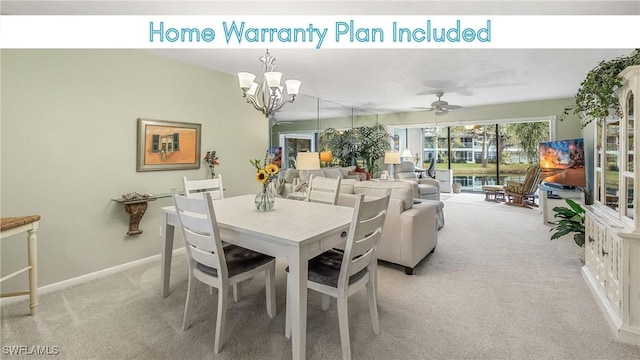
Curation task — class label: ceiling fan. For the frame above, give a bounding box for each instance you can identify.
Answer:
[269,115,294,127]
[414,91,473,116]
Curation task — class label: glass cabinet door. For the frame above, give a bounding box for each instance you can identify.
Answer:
[605,118,620,212]
[595,120,603,203]
[624,91,635,220]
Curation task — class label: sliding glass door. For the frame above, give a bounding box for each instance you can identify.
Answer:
[416,118,551,192]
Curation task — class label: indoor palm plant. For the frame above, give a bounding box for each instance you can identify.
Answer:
[550,198,585,261]
[354,124,392,176]
[321,124,392,176]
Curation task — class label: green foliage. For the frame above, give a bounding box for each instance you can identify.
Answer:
[561,50,640,128]
[320,127,358,167]
[320,124,392,175]
[507,122,549,163]
[550,198,585,248]
[354,124,392,175]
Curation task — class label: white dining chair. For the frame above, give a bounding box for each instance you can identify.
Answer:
[305,174,342,205]
[183,175,244,299]
[285,192,391,360]
[183,175,224,200]
[172,190,276,354]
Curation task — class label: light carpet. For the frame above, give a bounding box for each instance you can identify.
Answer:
[2,193,639,360]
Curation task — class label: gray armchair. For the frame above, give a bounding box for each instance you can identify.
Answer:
[395,161,440,201]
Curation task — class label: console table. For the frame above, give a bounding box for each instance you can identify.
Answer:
[0,215,40,315]
[539,184,585,225]
[112,193,173,235]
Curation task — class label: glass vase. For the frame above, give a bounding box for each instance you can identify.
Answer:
[254,190,275,212]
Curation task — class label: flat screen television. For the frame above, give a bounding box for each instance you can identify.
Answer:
[538,138,586,188]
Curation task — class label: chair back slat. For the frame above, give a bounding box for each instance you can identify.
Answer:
[172,189,227,279]
[183,175,225,200]
[521,165,542,194]
[338,192,390,289]
[306,175,341,205]
[347,248,375,277]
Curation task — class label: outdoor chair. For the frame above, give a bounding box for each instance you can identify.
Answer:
[504,165,542,208]
[172,190,276,354]
[285,192,390,360]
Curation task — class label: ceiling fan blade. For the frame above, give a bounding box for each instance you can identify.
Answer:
[412,106,435,111]
[441,104,462,110]
[454,107,475,113]
[416,89,441,96]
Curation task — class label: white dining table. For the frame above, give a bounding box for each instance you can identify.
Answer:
[160,194,353,360]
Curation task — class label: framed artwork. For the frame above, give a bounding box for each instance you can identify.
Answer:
[136,118,201,172]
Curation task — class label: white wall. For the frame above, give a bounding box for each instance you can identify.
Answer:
[0,50,267,291]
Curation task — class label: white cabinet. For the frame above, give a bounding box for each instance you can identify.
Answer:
[584,65,640,347]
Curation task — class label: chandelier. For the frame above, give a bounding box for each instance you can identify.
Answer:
[237,49,302,118]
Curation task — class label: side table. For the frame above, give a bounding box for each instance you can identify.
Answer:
[1,215,40,315]
[482,185,506,202]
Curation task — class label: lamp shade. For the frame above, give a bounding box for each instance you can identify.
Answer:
[285,79,302,96]
[265,71,283,88]
[401,149,413,159]
[237,72,256,89]
[296,152,320,170]
[320,151,333,163]
[384,151,401,164]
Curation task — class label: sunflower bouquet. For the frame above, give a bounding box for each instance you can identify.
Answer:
[250,151,280,211]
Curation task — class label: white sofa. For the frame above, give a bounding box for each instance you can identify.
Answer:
[269,166,366,199]
[337,180,440,275]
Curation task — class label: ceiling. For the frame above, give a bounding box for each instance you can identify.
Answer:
[3,1,639,121]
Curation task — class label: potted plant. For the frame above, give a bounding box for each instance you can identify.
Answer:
[550,198,585,262]
[320,127,358,167]
[321,124,392,176]
[562,49,640,128]
[354,124,392,176]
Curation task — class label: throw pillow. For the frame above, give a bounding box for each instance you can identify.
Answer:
[294,182,309,193]
[348,171,366,181]
[339,166,356,177]
[322,167,342,179]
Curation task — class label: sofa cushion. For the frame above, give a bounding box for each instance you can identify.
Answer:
[322,167,343,179]
[353,181,414,210]
[284,169,299,183]
[339,178,358,194]
[299,169,325,183]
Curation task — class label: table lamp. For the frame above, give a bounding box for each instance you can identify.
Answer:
[384,151,401,179]
[401,149,413,162]
[319,151,333,167]
[296,152,321,170]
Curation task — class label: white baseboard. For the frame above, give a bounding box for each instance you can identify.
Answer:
[0,248,185,306]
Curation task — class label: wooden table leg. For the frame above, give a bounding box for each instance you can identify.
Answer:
[289,245,309,360]
[161,215,175,298]
[27,228,38,315]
